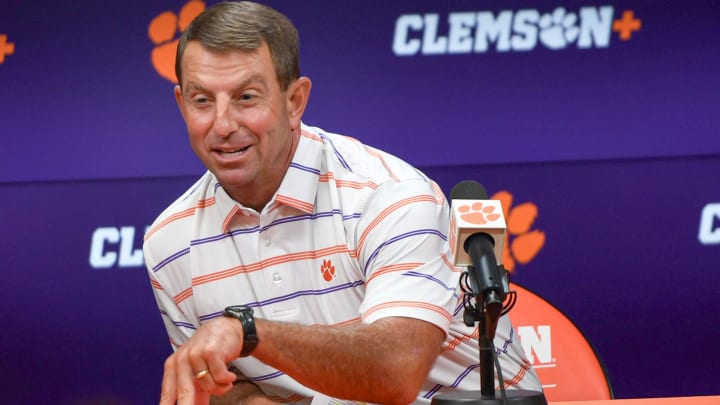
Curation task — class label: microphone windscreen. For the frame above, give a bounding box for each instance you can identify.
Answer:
[450,180,488,200]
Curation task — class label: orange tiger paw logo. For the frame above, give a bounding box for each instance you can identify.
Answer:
[458,202,502,225]
[148,1,205,83]
[321,259,336,282]
[491,191,545,272]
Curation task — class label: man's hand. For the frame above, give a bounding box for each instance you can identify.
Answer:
[160,316,246,405]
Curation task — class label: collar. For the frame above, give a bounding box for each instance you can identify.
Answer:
[214,125,324,233]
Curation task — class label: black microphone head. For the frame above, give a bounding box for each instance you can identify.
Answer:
[450,180,488,200]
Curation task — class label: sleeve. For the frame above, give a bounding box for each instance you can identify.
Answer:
[144,237,198,351]
[354,178,461,335]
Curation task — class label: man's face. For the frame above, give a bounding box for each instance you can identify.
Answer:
[175,41,296,206]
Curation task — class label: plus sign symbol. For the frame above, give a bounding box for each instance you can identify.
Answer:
[613,10,642,41]
[0,34,15,63]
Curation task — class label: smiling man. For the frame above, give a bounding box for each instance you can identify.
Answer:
[143,2,541,404]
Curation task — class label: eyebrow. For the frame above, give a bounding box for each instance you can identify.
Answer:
[183,73,269,95]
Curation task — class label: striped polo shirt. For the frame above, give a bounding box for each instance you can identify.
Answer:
[143,124,541,403]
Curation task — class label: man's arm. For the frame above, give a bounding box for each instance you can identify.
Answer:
[162,314,444,405]
[253,316,445,404]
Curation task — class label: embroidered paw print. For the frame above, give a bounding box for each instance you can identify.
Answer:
[148,1,205,83]
[458,202,502,225]
[491,191,545,273]
[321,259,336,282]
[538,7,579,50]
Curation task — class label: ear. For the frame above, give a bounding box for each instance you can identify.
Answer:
[174,85,186,119]
[286,76,312,131]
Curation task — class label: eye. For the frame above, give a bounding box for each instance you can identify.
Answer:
[193,96,209,105]
[238,92,257,102]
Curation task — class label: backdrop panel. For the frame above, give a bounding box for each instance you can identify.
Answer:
[1,0,718,182]
[1,155,718,403]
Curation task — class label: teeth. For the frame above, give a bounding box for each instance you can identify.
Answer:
[219,146,249,157]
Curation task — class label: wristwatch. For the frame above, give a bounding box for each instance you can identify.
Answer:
[222,305,258,357]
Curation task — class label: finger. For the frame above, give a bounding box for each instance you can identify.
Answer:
[176,354,198,405]
[159,356,178,405]
[207,355,236,386]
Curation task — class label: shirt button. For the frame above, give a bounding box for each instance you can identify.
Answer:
[273,273,282,284]
[264,239,271,247]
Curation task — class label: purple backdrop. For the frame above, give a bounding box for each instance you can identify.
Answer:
[1,0,718,403]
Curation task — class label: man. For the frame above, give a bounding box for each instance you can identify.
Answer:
[143,2,541,404]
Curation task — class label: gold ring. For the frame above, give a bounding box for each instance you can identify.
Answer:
[195,369,209,380]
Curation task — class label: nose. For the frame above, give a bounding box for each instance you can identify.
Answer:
[212,98,239,138]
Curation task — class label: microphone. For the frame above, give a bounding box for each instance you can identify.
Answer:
[449,180,508,322]
[432,181,547,404]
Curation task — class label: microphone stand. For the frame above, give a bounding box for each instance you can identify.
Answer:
[431,267,547,405]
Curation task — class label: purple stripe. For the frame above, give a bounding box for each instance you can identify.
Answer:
[197,280,365,321]
[364,229,447,273]
[403,270,456,291]
[172,320,196,330]
[289,161,321,175]
[258,209,343,232]
[152,247,190,272]
[158,210,357,270]
[496,326,514,355]
[191,227,259,246]
[318,131,351,171]
[249,370,285,382]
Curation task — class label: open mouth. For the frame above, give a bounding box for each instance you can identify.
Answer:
[218,146,250,157]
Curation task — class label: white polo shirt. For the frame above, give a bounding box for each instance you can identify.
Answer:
[144,124,541,403]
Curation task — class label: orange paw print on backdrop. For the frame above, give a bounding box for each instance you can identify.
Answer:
[320,259,336,282]
[148,1,205,83]
[491,191,546,273]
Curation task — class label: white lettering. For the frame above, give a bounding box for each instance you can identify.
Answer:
[422,14,447,54]
[393,14,423,56]
[118,226,145,267]
[475,11,512,52]
[89,226,148,269]
[89,227,119,269]
[391,6,617,56]
[518,325,552,364]
[512,10,539,51]
[447,12,476,54]
[699,203,720,245]
[578,6,614,48]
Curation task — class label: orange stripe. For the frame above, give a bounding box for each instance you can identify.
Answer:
[356,194,443,257]
[221,205,240,233]
[362,301,452,322]
[317,172,379,190]
[441,253,462,273]
[445,326,480,352]
[276,194,314,213]
[366,262,423,285]
[500,359,532,389]
[173,287,193,305]
[363,145,399,181]
[150,279,163,290]
[301,129,322,142]
[191,244,356,286]
[144,197,216,241]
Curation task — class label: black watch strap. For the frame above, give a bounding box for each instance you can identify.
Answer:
[223,305,258,357]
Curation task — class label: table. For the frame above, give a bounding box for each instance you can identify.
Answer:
[553,395,720,405]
